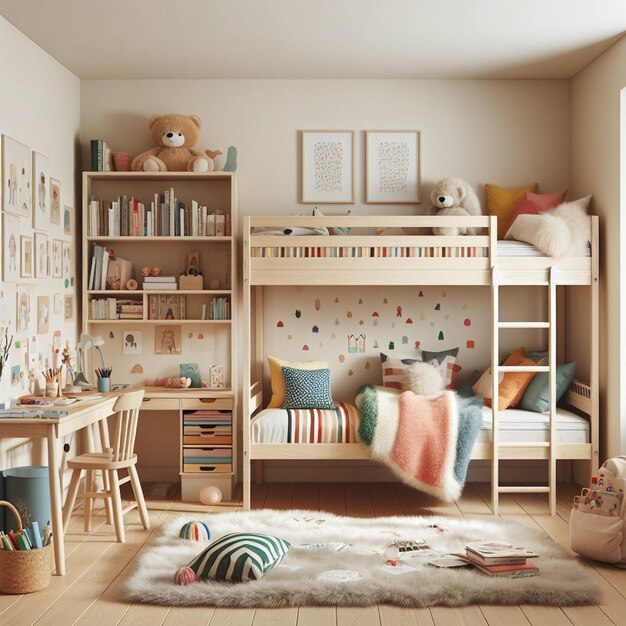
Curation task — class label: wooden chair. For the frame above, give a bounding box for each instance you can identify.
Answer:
[62,390,149,542]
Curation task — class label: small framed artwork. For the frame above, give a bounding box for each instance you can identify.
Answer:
[34,232,48,278]
[20,235,33,278]
[62,242,71,277]
[37,295,49,334]
[32,152,50,229]
[63,205,72,236]
[52,239,62,277]
[155,325,182,355]
[54,292,63,315]
[122,330,143,355]
[2,212,21,282]
[365,130,422,204]
[50,178,61,226]
[301,130,354,204]
[63,294,74,321]
[2,135,31,218]
[16,285,31,332]
[209,365,225,389]
[46,240,52,276]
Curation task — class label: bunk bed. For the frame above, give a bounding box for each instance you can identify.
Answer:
[243,215,599,515]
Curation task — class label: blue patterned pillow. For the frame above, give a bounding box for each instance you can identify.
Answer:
[281,366,335,409]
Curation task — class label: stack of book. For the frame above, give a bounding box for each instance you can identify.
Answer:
[208,297,230,320]
[118,299,144,320]
[90,140,114,172]
[89,297,143,320]
[148,294,186,319]
[143,276,178,291]
[460,541,539,577]
[87,188,231,237]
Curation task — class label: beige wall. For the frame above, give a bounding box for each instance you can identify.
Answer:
[571,35,626,461]
[0,15,80,468]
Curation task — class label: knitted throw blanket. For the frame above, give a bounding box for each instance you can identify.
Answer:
[355,386,482,502]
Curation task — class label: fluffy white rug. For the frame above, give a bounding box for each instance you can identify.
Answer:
[123,509,599,608]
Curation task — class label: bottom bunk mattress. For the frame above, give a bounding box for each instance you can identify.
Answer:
[250,404,589,444]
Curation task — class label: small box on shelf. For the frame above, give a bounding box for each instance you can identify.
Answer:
[179,274,203,290]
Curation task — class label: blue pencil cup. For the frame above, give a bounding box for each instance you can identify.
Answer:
[97,377,111,392]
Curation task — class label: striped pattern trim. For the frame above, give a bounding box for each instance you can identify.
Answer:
[283,402,360,443]
[188,533,291,582]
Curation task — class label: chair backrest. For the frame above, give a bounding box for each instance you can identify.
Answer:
[110,390,145,462]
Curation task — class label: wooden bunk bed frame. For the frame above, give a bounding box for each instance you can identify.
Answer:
[243,215,599,515]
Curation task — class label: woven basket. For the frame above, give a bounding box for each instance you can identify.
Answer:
[0,500,53,594]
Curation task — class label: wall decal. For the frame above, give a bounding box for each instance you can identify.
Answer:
[288,334,293,340]
[335,297,339,303]
[464,318,471,326]
[358,298,363,304]
[109,331,115,339]
[435,303,441,311]
[131,363,144,374]
[295,309,302,318]
[312,325,319,333]
[315,298,321,311]
[359,320,364,325]
[302,344,310,350]
[415,341,421,349]
[347,311,352,318]
[339,354,345,363]
[372,311,379,317]
[396,305,402,317]
[406,318,413,324]
[402,336,408,344]
[438,331,444,340]
[348,369,353,376]
[388,341,395,350]
[277,320,284,327]
[383,297,388,304]
[418,290,424,297]
[467,340,475,349]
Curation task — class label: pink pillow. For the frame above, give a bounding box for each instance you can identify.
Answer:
[525,189,567,211]
[504,199,542,233]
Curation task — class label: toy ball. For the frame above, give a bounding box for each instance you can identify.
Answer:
[179,520,211,542]
[141,266,151,277]
[173,566,197,586]
[152,266,162,276]
[199,485,222,505]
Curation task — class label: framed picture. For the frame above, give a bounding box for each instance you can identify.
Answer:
[52,239,62,277]
[2,135,31,218]
[62,242,71,277]
[2,212,21,282]
[46,240,52,276]
[34,232,48,278]
[32,152,50,229]
[20,235,33,278]
[37,295,49,334]
[16,285,31,332]
[50,178,61,226]
[155,325,182,355]
[122,330,143,355]
[63,205,72,235]
[63,294,73,321]
[365,130,421,204]
[301,130,354,204]
[54,292,63,315]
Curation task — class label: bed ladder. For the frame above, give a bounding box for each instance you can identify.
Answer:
[491,266,558,516]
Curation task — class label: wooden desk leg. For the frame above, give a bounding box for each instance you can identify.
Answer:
[98,418,114,525]
[47,425,66,576]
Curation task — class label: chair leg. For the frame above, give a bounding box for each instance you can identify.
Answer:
[109,469,126,543]
[128,465,150,530]
[63,469,82,532]
[84,469,94,533]
[101,469,113,525]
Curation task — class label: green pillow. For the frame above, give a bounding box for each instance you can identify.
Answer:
[282,366,335,409]
[519,361,576,412]
[188,532,290,582]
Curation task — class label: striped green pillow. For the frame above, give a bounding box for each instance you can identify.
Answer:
[187,532,291,582]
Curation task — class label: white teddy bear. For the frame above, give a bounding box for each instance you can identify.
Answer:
[431,177,482,235]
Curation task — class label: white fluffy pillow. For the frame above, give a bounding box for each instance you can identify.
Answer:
[504,195,591,257]
[402,361,444,396]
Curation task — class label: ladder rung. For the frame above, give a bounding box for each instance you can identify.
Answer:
[498,322,550,329]
[497,442,550,448]
[497,365,549,373]
[498,486,550,494]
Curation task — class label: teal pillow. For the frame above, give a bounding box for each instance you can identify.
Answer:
[519,361,576,412]
[282,366,335,409]
[188,532,290,582]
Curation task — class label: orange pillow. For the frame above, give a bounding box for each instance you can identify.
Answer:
[525,189,567,211]
[485,183,538,239]
[484,349,543,410]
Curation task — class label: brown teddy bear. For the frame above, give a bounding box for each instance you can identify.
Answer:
[131,114,213,172]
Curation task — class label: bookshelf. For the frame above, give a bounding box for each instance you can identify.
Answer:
[82,171,238,501]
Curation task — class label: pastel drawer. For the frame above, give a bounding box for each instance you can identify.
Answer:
[183,463,233,473]
[181,398,232,411]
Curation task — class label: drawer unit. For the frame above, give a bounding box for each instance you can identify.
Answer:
[140,398,180,411]
[181,398,233,411]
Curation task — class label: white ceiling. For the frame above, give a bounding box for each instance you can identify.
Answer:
[1,0,625,80]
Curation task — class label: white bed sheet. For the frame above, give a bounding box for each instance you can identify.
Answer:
[497,240,591,257]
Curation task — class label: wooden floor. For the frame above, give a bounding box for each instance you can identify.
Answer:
[1,482,624,626]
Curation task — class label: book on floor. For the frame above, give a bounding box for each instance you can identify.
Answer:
[470,560,540,578]
[465,541,538,565]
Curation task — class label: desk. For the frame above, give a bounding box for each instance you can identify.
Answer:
[0,395,117,575]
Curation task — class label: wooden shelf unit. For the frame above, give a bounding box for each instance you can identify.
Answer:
[82,171,238,501]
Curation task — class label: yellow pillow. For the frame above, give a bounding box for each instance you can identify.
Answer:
[267,356,328,408]
[485,183,538,239]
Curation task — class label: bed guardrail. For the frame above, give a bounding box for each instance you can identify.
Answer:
[564,379,592,416]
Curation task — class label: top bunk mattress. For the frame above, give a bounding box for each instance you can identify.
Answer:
[250,403,589,444]
[497,241,591,257]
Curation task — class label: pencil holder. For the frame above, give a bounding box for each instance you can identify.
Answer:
[45,382,58,397]
[97,377,110,393]
[0,500,53,594]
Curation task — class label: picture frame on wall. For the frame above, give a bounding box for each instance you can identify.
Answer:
[37,295,49,334]
[20,235,33,278]
[34,232,48,278]
[365,130,421,204]
[2,135,31,218]
[16,285,31,332]
[63,294,73,322]
[63,205,72,235]
[62,242,71,277]
[2,212,21,282]
[52,239,62,277]
[50,178,61,226]
[301,130,355,204]
[32,152,50,229]
[54,292,63,315]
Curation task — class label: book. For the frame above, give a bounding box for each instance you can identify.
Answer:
[470,560,539,578]
[143,282,178,291]
[465,541,538,565]
[144,276,177,283]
